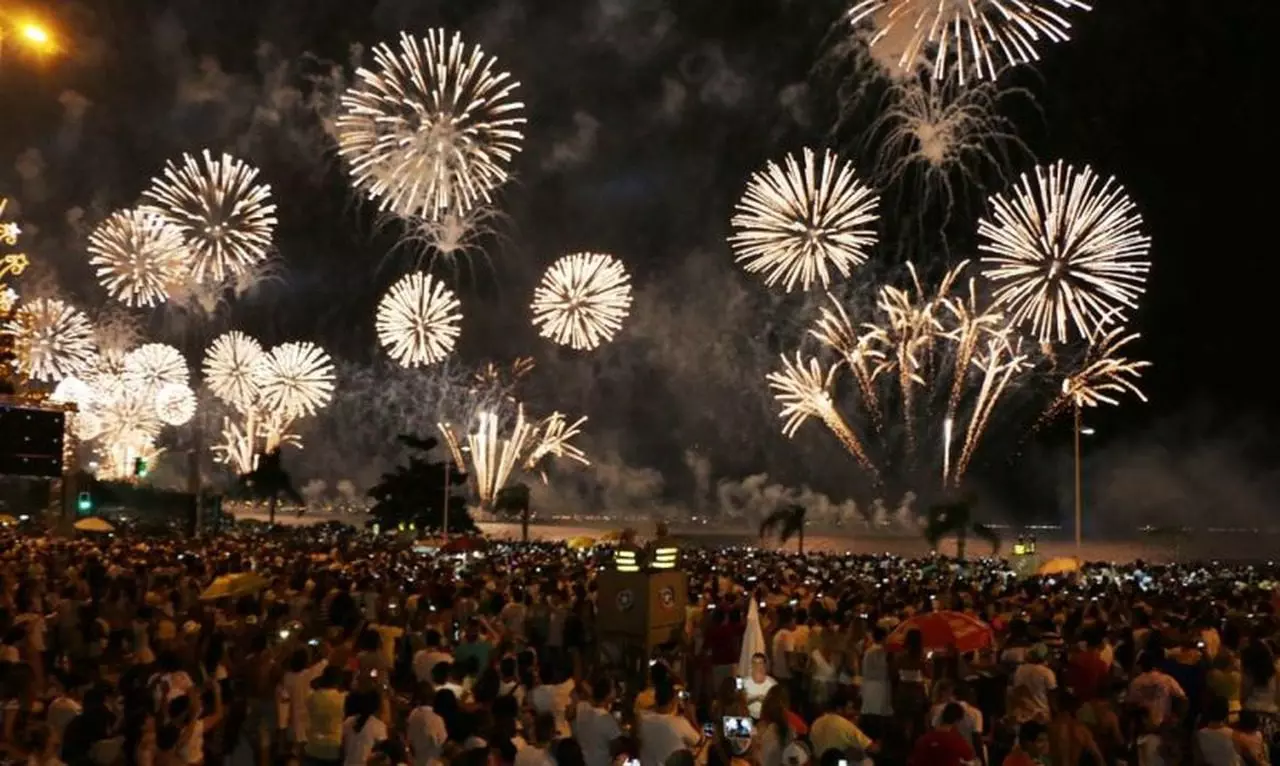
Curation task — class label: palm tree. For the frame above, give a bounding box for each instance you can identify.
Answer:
[239,449,302,526]
[923,496,1000,559]
[759,504,807,553]
[494,482,532,541]
[367,434,470,533]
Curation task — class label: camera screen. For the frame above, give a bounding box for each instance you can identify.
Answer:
[723,716,753,738]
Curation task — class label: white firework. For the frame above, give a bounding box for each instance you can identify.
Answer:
[335,29,526,221]
[51,376,96,407]
[203,331,266,411]
[978,161,1152,343]
[729,148,880,292]
[154,382,197,426]
[123,343,189,392]
[4,298,97,382]
[848,0,1092,84]
[86,209,190,307]
[531,252,633,351]
[142,150,278,284]
[375,272,463,367]
[256,341,336,419]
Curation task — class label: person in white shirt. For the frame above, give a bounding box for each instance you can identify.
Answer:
[1128,653,1187,728]
[572,677,622,766]
[406,686,448,766]
[1011,644,1058,721]
[342,692,389,766]
[928,681,983,758]
[280,648,329,749]
[860,627,893,729]
[742,653,778,720]
[637,684,701,766]
[514,714,558,766]
[413,630,453,685]
[530,660,576,739]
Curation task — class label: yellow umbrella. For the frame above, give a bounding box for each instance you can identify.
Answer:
[599,530,625,543]
[199,572,270,601]
[567,535,597,550]
[0,514,18,526]
[73,517,115,533]
[1037,556,1081,576]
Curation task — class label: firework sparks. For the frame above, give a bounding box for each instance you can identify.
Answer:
[203,331,266,412]
[123,343,189,392]
[767,352,879,478]
[473,356,536,390]
[87,209,190,308]
[467,407,538,506]
[142,150,277,284]
[531,252,633,351]
[1036,325,1150,428]
[811,298,887,423]
[375,272,462,367]
[256,341,336,419]
[848,0,1092,84]
[154,382,197,426]
[979,161,1152,344]
[51,376,95,407]
[524,412,590,471]
[5,298,97,381]
[952,333,1031,480]
[336,29,526,221]
[730,148,880,292]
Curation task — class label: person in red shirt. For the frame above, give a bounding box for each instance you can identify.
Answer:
[1002,720,1050,765]
[1066,629,1110,702]
[908,703,976,766]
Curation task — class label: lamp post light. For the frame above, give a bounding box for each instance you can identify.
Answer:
[0,18,55,64]
[1073,403,1096,553]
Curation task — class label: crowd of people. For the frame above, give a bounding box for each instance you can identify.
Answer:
[2,523,1280,766]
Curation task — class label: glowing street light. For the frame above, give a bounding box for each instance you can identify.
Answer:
[0,17,57,62]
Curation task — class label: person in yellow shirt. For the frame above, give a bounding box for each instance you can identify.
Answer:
[304,666,347,765]
[808,688,876,764]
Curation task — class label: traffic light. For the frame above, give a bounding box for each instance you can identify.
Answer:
[133,457,148,478]
[76,491,92,516]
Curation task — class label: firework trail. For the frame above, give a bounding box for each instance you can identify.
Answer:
[811,298,887,428]
[467,407,538,506]
[952,332,1030,482]
[375,272,462,367]
[847,0,1092,84]
[1038,324,1151,426]
[142,150,277,285]
[730,148,880,293]
[767,352,880,480]
[979,161,1151,344]
[87,209,189,308]
[531,252,633,351]
[336,29,525,221]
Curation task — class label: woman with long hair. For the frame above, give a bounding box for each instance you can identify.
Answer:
[756,686,795,766]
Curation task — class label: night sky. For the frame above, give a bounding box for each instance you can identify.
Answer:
[1,0,1273,524]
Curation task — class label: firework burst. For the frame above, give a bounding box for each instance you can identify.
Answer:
[847,0,1092,84]
[531,252,633,351]
[730,148,880,293]
[978,161,1152,344]
[123,343,189,392]
[203,331,266,412]
[154,382,197,426]
[142,150,277,284]
[375,272,462,367]
[256,341,336,419]
[87,209,190,308]
[336,29,526,221]
[4,298,97,381]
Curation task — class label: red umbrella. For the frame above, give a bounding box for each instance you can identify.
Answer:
[884,610,993,654]
[441,536,489,554]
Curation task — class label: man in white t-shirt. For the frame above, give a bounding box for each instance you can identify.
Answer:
[406,701,448,766]
[1011,644,1057,720]
[1128,653,1187,727]
[413,630,453,684]
[573,677,623,766]
[742,653,778,720]
[637,685,702,766]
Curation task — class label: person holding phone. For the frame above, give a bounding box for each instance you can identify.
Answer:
[637,683,702,766]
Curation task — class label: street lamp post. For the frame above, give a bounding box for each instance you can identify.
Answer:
[1073,401,1083,552]
[0,19,54,64]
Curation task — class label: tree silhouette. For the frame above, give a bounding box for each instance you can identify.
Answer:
[760,503,807,553]
[367,434,472,533]
[238,449,303,526]
[923,495,1000,559]
[493,482,531,541]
